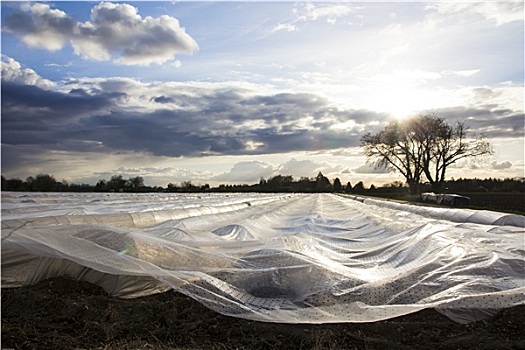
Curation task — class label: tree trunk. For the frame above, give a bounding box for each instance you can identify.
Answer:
[430,167,447,193]
[407,180,419,195]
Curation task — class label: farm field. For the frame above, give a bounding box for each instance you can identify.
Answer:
[2,192,524,349]
[360,191,524,215]
[460,192,525,215]
[3,276,524,350]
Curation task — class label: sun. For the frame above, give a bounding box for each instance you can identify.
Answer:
[389,104,415,120]
[381,89,417,120]
[378,84,445,120]
[377,84,459,121]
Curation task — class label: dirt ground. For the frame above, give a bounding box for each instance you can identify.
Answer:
[2,277,524,350]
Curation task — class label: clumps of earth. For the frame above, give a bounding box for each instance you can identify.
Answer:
[2,277,524,350]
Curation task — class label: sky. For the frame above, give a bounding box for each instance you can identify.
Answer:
[1,1,524,188]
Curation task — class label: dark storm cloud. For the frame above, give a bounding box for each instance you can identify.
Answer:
[1,73,383,158]
[1,81,125,145]
[152,96,175,104]
[353,163,390,174]
[1,81,123,116]
[71,102,367,157]
[430,106,525,138]
[491,161,512,170]
[240,93,327,109]
[3,55,521,164]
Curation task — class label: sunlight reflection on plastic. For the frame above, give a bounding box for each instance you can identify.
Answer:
[1,192,524,325]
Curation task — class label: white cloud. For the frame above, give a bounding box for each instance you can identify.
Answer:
[366,69,442,85]
[211,158,352,184]
[44,62,73,68]
[3,2,198,66]
[277,158,349,179]
[427,2,524,26]
[0,143,219,187]
[442,69,481,78]
[213,161,276,183]
[299,3,355,24]
[11,3,74,51]
[170,60,183,68]
[272,23,297,33]
[277,158,322,177]
[473,84,524,112]
[1,55,54,89]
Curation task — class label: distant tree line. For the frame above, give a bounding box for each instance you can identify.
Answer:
[2,172,523,195]
[441,177,524,193]
[1,174,153,193]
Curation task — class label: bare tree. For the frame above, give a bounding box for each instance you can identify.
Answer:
[361,114,492,194]
[361,119,424,194]
[417,116,493,192]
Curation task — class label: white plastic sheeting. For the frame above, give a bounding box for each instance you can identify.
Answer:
[2,192,524,324]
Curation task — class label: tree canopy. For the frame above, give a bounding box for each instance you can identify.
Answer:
[361,114,493,193]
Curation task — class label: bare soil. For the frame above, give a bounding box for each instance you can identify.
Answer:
[2,277,524,350]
